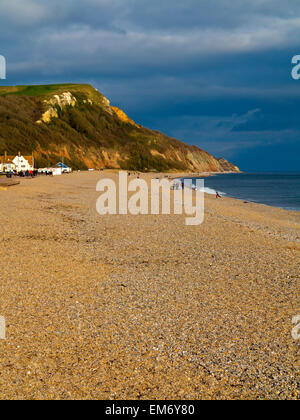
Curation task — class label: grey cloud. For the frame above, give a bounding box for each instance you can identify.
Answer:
[0,0,51,25]
[1,0,300,169]
[2,0,300,82]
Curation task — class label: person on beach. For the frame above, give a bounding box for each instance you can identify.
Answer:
[216,191,221,199]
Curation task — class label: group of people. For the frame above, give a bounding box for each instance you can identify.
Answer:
[5,169,39,178]
[4,169,56,178]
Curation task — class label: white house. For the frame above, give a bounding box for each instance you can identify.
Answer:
[13,154,34,172]
[0,153,34,173]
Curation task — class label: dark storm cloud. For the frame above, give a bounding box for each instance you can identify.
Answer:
[0,0,300,170]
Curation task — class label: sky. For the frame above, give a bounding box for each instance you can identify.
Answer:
[0,0,300,171]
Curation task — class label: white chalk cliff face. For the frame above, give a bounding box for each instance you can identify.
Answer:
[98,94,114,115]
[37,92,77,123]
[36,91,115,124]
[48,92,77,108]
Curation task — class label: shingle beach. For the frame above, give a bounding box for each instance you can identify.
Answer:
[0,171,299,400]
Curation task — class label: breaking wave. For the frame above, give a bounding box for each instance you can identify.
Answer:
[196,186,226,196]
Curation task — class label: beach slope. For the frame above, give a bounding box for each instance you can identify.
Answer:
[0,172,299,400]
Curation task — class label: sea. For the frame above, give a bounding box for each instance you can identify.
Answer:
[182,172,300,212]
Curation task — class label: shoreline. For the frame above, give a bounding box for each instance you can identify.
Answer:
[2,170,299,214]
[171,172,300,214]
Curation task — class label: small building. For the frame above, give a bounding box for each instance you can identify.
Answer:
[13,154,34,172]
[0,153,34,173]
[56,162,72,173]
[0,155,16,172]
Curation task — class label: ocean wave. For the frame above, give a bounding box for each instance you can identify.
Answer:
[196,186,226,196]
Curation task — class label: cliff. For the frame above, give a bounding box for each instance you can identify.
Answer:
[0,84,240,172]
[217,158,240,173]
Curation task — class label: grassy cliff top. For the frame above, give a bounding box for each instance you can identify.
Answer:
[0,83,106,104]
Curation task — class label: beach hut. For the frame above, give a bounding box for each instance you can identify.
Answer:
[56,162,72,173]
